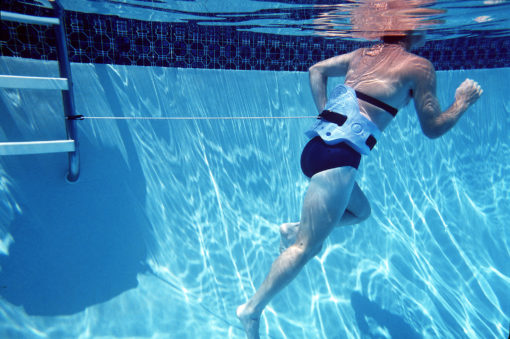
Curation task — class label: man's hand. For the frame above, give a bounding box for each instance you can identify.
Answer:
[455,79,483,110]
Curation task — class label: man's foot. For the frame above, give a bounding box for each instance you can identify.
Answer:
[236,303,260,339]
[279,222,299,253]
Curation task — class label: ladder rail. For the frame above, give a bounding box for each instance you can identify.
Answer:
[51,0,80,182]
[0,1,81,182]
[0,75,69,90]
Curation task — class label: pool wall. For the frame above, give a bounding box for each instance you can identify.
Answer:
[0,56,509,338]
[2,1,510,71]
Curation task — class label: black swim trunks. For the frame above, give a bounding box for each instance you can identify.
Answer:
[300,136,361,178]
[301,84,397,178]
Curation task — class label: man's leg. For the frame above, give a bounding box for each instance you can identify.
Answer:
[280,182,370,251]
[237,166,357,339]
[338,182,371,226]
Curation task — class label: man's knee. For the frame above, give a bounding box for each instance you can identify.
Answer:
[345,201,371,223]
[358,201,371,221]
[348,183,372,222]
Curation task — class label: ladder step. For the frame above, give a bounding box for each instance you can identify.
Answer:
[0,75,68,90]
[0,140,75,156]
[0,10,59,26]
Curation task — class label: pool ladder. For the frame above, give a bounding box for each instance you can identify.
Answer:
[0,0,80,182]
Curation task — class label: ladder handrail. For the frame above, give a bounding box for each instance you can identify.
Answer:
[51,0,80,182]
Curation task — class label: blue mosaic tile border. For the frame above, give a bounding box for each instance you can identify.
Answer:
[1,6,509,71]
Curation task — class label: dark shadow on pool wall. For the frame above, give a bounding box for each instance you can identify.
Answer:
[350,292,422,339]
[0,93,150,316]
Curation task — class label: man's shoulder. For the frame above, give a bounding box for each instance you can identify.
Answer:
[400,52,435,80]
[406,52,434,69]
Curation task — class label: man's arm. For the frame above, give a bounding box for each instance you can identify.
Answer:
[413,59,483,139]
[308,51,357,113]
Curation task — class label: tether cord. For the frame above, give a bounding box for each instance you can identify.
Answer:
[80,115,316,120]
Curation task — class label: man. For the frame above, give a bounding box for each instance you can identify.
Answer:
[236,31,483,339]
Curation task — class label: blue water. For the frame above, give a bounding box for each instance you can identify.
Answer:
[56,0,510,39]
[0,56,509,338]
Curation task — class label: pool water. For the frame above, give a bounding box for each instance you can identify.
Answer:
[1,56,508,338]
[1,1,510,338]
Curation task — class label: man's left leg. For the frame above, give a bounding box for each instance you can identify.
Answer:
[337,181,371,226]
[280,181,370,251]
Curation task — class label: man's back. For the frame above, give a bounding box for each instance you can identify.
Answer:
[345,43,432,131]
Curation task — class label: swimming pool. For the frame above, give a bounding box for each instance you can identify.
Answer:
[1,1,509,338]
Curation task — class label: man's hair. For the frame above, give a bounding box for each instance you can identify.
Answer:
[380,35,408,44]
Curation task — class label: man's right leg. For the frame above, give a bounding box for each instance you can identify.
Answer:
[237,166,357,339]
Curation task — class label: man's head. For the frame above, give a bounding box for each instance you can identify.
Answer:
[348,0,439,42]
[381,30,426,50]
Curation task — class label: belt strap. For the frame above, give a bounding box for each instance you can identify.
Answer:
[318,110,347,126]
[318,110,377,150]
[355,90,398,117]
